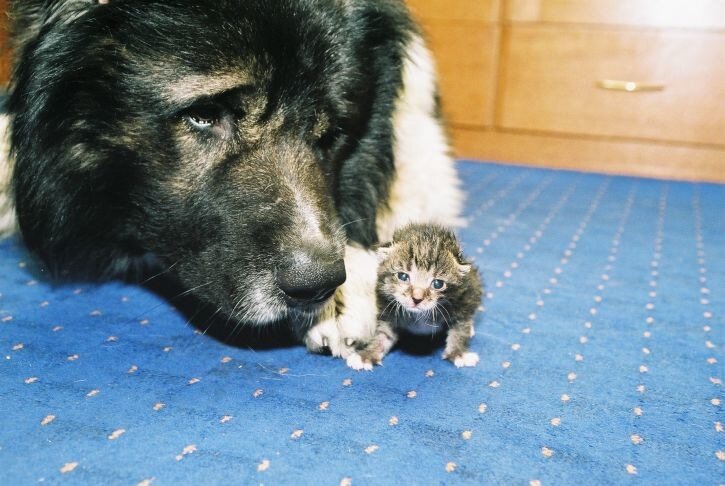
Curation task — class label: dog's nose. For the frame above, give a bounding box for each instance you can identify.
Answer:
[277,249,346,307]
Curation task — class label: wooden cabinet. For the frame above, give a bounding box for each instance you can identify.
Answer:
[408,0,725,182]
[499,26,725,146]
[407,0,501,127]
[1,1,723,180]
[505,0,725,29]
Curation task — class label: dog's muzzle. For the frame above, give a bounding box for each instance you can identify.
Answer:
[276,244,346,309]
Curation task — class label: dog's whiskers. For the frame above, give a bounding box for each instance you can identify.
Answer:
[336,217,369,237]
[140,260,180,285]
[225,295,247,333]
[201,306,224,335]
[171,281,213,300]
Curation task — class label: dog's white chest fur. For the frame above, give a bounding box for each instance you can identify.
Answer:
[375,35,464,242]
[0,115,15,237]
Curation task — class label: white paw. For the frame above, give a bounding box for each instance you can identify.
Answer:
[470,326,476,338]
[453,352,480,368]
[346,353,373,371]
[305,316,343,357]
[304,245,379,361]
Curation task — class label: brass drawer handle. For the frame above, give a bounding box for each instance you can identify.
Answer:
[597,79,665,92]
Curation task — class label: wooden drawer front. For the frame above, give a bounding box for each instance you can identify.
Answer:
[506,0,725,30]
[423,23,499,127]
[407,0,500,23]
[498,26,725,146]
[407,1,501,127]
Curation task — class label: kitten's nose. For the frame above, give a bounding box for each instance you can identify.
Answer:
[412,288,425,305]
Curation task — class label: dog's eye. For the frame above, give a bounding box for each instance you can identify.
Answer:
[183,103,228,129]
[397,272,409,282]
[431,279,445,290]
[182,103,236,139]
[189,114,217,128]
[186,107,220,129]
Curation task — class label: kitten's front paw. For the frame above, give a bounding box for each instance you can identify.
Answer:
[346,352,374,371]
[444,351,480,368]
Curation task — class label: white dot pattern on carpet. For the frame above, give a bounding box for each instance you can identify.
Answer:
[1,164,723,484]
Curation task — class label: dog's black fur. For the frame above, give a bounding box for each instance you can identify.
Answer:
[8,0,417,330]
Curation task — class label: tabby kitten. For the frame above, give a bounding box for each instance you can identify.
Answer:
[349,223,483,369]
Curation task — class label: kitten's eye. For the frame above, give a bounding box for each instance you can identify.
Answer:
[431,279,445,290]
[397,272,410,282]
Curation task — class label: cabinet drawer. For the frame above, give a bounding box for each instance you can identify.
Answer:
[506,0,725,30]
[498,26,725,146]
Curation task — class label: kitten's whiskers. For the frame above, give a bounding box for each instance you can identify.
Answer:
[436,304,453,328]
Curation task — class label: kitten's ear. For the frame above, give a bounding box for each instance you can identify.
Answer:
[375,242,393,262]
[451,251,471,276]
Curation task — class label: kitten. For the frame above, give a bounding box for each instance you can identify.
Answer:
[348,223,483,370]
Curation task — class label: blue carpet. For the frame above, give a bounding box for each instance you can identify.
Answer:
[0,162,723,484]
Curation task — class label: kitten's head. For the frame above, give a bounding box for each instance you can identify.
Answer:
[377,224,470,315]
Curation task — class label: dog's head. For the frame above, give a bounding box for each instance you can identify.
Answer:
[9,0,389,326]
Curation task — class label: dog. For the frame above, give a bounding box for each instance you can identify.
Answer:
[1,0,463,361]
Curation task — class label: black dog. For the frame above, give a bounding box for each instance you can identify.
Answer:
[4,0,463,355]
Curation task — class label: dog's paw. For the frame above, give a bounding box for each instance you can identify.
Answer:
[346,352,374,371]
[304,316,342,356]
[444,351,480,368]
[305,245,381,361]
